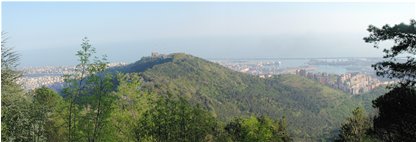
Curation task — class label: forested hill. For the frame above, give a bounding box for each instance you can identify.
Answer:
[114,53,378,139]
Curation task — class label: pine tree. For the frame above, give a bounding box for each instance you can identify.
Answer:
[336,107,371,142]
[364,19,416,141]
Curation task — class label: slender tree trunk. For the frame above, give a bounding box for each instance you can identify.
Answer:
[68,95,73,141]
[93,78,106,142]
[68,64,86,142]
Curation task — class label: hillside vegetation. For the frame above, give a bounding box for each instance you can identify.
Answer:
[116,53,381,139]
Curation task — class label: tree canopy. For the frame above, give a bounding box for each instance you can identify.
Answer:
[364,19,416,87]
[364,19,416,141]
[336,107,373,142]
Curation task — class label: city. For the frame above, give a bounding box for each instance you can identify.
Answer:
[19,57,393,95]
[294,69,394,95]
[3,2,415,141]
[17,62,127,91]
[213,57,395,95]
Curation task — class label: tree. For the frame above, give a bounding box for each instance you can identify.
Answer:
[63,37,89,141]
[276,116,290,142]
[62,37,116,141]
[364,19,416,87]
[62,37,95,141]
[80,62,115,142]
[1,93,32,142]
[224,115,290,142]
[1,32,22,89]
[30,86,64,142]
[372,86,416,141]
[364,19,416,141]
[1,31,33,141]
[135,95,217,142]
[224,117,244,141]
[106,73,155,141]
[336,107,373,142]
[1,32,23,103]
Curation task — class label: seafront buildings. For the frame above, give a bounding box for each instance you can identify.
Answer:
[214,59,393,95]
[19,58,392,95]
[17,62,126,91]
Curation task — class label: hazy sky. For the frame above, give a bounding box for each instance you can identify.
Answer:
[2,2,415,67]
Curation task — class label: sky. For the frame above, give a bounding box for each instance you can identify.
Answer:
[2,2,415,67]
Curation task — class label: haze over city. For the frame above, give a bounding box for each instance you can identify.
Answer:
[2,2,415,67]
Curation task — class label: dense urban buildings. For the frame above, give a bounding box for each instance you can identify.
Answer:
[295,69,394,95]
[18,58,393,95]
[17,62,126,91]
[214,58,394,95]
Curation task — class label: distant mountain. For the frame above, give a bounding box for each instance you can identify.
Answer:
[114,53,384,139]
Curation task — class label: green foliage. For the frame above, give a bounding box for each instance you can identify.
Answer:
[119,53,370,139]
[30,86,65,142]
[336,107,373,142]
[1,31,23,103]
[364,20,416,141]
[58,38,161,142]
[62,37,119,141]
[225,116,290,142]
[2,31,399,141]
[62,37,96,141]
[1,92,32,142]
[1,32,22,88]
[372,86,416,141]
[364,19,416,87]
[1,35,118,142]
[106,73,156,141]
[2,86,65,142]
[1,31,31,141]
[352,87,387,111]
[135,95,217,142]
[0,32,65,142]
[78,72,116,141]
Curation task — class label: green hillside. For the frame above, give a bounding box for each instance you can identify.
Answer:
[117,53,378,139]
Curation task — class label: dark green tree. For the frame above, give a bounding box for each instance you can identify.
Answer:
[336,107,373,142]
[135,95,217,142]
[276,116,290,142]
[364,19,416,141]
[372,86,416,141]
[225,118,244,141]
[364,19,416,87]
